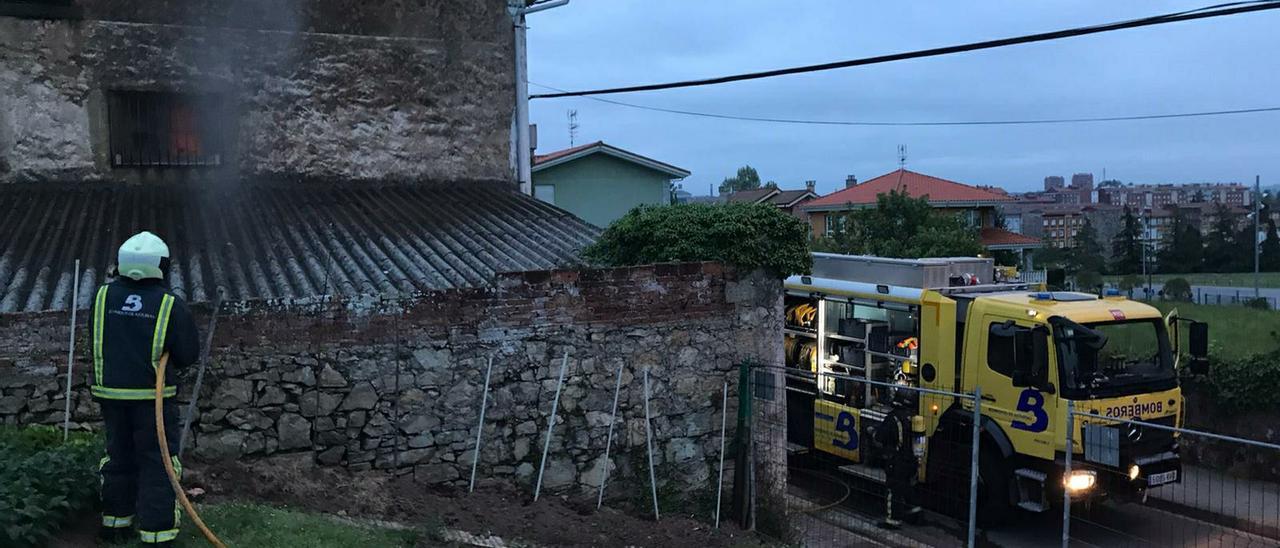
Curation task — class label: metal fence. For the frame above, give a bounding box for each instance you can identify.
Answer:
[1063,403,1280,547]
[736,362,982,547]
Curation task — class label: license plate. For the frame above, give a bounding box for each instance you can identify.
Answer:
[1148,470,1178,486]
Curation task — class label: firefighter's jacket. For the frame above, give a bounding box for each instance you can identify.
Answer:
[89,278,200,400]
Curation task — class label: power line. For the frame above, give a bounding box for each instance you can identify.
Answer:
[530,83,1280,126]
[531,1,1280,99]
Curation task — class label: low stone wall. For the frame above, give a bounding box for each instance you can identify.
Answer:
[0,263,783,497]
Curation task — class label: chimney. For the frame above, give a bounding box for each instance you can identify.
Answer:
[845,174,858,189]
[805,180,816,193]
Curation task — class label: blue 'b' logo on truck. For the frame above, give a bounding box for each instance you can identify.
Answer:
[1011,388,1049,432]
[834,411,859,450]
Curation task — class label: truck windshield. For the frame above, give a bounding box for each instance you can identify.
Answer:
[1052,317,1176,398]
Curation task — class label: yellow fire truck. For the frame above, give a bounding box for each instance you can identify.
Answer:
[784,254,1208,521]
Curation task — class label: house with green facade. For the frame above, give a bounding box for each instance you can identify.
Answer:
[532,141,691,227]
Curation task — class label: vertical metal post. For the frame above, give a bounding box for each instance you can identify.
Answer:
[179,290,223,458]
[511,4,531,195]
[967,386,981,548]
[596,361,625,509]
[1062,400,1075,548]
[62,260,81,442]
[715,381,728,528]
[643,368,660,521]
[533,350,570,502]
[469,356,495,493]
[1255,174,1262,300]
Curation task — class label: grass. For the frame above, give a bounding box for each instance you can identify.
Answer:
[1145,301,1280,360]
[1103,271,1280,288]
[121,502,424,547]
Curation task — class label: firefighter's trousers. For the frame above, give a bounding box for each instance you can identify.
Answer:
[98,399,182,544]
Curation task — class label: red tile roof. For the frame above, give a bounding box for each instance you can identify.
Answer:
[980,227,1042,248]
[532,141,602,165]
[805,169,1014,210]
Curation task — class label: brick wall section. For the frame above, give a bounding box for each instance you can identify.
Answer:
[0,262,784,497]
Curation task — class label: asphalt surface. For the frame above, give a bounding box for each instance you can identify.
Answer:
[789,456,1280,547]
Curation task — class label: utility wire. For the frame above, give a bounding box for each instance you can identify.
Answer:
[531,1,1280,99]
[531,82,1280,126]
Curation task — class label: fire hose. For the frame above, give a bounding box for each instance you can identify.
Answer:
[155,352,227,548]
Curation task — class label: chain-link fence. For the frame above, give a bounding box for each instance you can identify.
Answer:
[734,361,982,547]
[1064,404,1280,547]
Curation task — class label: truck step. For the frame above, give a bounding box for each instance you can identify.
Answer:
[838,463,887,484]
[1015,468,1047,482]
[787,442,810,455]
[1017,501,1048,513]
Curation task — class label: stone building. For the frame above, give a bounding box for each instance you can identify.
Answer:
[1,0,513,184]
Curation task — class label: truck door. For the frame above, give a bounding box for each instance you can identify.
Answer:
[977,315,1058,460]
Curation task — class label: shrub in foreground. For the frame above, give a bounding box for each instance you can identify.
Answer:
[0,426,102,547]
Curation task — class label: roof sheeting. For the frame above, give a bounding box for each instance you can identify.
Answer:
[0,181,599,313]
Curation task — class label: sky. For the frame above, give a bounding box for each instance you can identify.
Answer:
[527,1,1280,196]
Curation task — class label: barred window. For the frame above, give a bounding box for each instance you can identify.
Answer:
[107,91,226,168]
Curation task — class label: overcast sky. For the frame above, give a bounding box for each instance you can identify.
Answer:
[528,1,1280,196]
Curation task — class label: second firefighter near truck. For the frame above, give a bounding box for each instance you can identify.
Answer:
[92,231,201,546]
[782,253,1209,524]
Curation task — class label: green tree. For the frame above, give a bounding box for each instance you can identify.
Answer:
[1076,270,1103,292]
[1073,216,1106,274]
[1163,277,1192,301]
[764,180,779,190]
[1202,202,1240,273]
[718,165,762,195]
[1157,209,1202,273]
[813,190,983,258]
[1262,220,1280,272]
[1110,206,1143,274]
[583,202,812,277]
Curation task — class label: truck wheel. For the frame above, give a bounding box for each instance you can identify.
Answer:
[976,446,1013,527]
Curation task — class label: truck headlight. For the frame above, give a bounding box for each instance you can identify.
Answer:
[1129,464,1141,481]
[1065,470,1096,492]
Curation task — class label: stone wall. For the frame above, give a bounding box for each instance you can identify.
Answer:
[0,263,785,497]
[0,0,512,183]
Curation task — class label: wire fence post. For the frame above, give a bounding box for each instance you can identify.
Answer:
[533,349,570,502]
[596,361,625,509]
[643,367,660,521]
[967,385,981,548]
[1062,400,1074,548]
[180,289,223,458]
[62,259,80,442]
[469,355,495,493]
[714,380,728,528]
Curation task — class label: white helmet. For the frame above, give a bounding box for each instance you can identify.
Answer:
[118,231,171,281]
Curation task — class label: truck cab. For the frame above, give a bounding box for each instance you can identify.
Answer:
[783,253,1208,521]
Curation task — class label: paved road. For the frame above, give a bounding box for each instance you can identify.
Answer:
[986,500,1278,548]
[1132,283,1280,306]
[1148,465,1280,538]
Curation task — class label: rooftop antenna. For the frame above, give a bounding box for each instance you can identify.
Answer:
[567,109,579,146]
[897,145,908,169]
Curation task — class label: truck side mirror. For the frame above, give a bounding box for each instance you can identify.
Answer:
[1189,321,1209,375]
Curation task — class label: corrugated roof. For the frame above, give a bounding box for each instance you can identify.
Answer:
[0,180,600,313]
[805,169,1013,210]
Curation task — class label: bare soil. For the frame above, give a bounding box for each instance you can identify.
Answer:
[175,454,762,548]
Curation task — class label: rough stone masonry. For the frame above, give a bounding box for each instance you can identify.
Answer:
[0,0,513,183]
[0,263,785,498]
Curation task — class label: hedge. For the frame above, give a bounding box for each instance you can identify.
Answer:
[0,427,102,547]
[583,202,812,278]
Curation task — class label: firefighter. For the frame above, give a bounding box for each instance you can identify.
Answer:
[874,390,922,528]
[92,231,200,546]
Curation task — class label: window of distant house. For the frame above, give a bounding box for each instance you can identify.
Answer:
[534,184,556,205]
[108,91,225,167]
